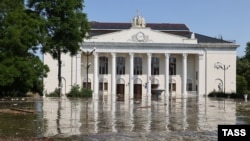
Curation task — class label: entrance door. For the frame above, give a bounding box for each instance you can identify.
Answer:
[134,84,142,100]
[116,84,125,101]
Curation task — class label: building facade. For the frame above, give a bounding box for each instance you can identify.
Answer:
[43,15,238,102]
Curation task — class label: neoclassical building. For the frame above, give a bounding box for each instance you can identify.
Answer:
[43,15,238,102]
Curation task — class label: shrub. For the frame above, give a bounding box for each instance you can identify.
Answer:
[80,88,92,98]
[46,88,60,97]
[208,91,227,98]
[208,91,247,99]
[67,85,92,98]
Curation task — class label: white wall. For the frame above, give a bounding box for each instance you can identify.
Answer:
[206,50,236,94]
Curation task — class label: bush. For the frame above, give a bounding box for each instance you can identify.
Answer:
[208,91,247,99]
[208,91,227,98]
[46,88,60,97]
[67,85,92,98]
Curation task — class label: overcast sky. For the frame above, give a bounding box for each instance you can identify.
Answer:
[84,0,250,57]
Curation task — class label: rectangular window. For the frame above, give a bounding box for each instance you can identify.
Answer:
[187,83,192,91]
[134,57,142,75]
[151,57,159,75]
[99,82,108,91]
[99,57,108,74]
[169,83,176,91]
[151,84,159,89]
[99,82,103,90]
[117,57,125,75]
[83,82,91,89]
[104,82,108,90]
[169,57,176,75]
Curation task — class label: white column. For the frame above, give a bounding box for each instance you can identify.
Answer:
[111,52,116,103]
[165,53,170,100]
[93,52,99,100]
[182,53,187,97]
[129,53,134,100]
[147,53,152,105]
[76,53,82,86]
[198,54,204,95]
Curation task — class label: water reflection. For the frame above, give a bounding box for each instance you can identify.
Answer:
[1,96,250,140]
[42,97,241,136]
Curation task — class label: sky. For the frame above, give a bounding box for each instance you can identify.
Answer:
[84,0,250,57]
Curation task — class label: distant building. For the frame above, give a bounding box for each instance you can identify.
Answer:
[43,14,238,101]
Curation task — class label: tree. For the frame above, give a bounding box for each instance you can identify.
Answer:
[27,0,89,96]
[245,42,250,60]
[0,0,49,96]
[236,75,248,94]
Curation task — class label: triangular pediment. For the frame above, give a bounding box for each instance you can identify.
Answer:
[85,28,197,44]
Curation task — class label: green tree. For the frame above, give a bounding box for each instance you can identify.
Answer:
[27,0,89,96]
[236,75,248,94]
[0,0,49,96]
[237,42,250,91]
[245,42,250,60]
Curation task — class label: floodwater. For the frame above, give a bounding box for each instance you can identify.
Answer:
[0,96,250,141]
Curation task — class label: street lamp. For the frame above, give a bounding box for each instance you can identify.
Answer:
[214,62,230,93]
[81,48,96,90]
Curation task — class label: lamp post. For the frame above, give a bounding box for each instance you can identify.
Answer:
[81,48,95,124]
[214,62,230,93]
[82,48,96,90]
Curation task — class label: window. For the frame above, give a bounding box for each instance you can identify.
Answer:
[169,83,176,91]
[99,57,108,74]
[83,82,91,89]
[151,84,159,89]
[187,83,192,91]
[151,57,159,75]
[169,57,176,75]
[117,57,125,75]
[104,83,108,90]
[99,82,108,91]
[134,57,142,75]
[187,79,192,91]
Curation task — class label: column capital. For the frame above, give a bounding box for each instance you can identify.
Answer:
[147,53,152,57]
[182,53,188,58]
[111,52,116,57]
[129,52,134,56]
[165,53,170,58]
[93,52,98,56]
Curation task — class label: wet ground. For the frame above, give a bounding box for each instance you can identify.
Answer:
[0,96,250,141]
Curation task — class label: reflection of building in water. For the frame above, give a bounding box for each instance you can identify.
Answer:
[41,97,237,136]
[43,98,81,136]
[44,13,238,102]
[197,97,236,131]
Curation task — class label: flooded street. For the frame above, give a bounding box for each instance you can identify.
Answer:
[0,96,250,141]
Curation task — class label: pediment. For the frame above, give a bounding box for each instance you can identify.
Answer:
[85,28,197,44]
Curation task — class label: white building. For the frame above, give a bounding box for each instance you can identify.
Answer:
[43,15,238,101]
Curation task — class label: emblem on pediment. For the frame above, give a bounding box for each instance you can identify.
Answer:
[130,32,150,42]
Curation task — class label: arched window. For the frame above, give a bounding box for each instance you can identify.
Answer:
[169,79,176,91]
[99,56,108,74]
